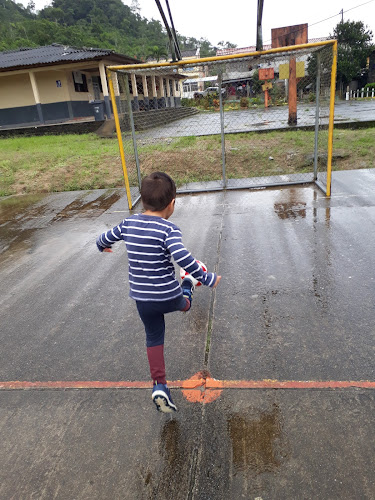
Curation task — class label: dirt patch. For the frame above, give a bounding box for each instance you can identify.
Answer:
[1,129,374,196]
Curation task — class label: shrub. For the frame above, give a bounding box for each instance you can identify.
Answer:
[202,97,210,110]
[249,97,262,106]
[181,98,195,107]
[364,82,375,90]
[240,97,249,108]
[308,92,316,102]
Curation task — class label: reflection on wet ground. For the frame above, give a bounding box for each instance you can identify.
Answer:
[0,190,122,264]
[52,191,122,221]
[142,419,197,499]
[228,404,288,477]
[274,187,308,219]
[274,201,307,219]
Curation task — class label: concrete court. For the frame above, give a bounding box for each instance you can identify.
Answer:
[0,170,374,499]
[138,100,375,139]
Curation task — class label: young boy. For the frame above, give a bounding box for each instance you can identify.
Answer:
[96,172,221,413]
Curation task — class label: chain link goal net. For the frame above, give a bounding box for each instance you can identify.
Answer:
[107,41,337,209]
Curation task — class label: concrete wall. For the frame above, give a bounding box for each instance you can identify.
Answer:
[35,70,70,104]
[0,73,35,107]
[0,65,105,127]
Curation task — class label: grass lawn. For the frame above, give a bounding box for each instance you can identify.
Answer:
[0,128,374,197]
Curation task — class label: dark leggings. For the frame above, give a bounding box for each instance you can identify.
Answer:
[136,295,190,384]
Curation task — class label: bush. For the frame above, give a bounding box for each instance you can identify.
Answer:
[240,97,249,108]
[202,96,210,110]
[364,82,375,90]
[181,98,195,107]
[249,97,262,105]
[308,92,316,102]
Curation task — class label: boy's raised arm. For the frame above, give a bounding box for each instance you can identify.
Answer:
[165,228,218,287]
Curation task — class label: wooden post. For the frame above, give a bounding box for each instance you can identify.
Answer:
[288,57,297,125]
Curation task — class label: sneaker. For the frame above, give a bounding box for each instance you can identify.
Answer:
[152,383,177,413]
[181,275,195,304]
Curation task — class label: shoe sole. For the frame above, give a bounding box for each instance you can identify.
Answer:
[152,391,177,413]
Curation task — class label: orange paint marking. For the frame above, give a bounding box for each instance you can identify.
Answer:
[181,371,223,403]
[0,375,374,405]
[208,379,375,389]
[0,380,154,390]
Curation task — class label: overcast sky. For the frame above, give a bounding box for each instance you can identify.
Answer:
[18,0,375,49]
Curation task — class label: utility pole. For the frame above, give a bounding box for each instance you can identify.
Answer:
[154,0,181,62]
[256,0,264,51]
[340,8,344,22]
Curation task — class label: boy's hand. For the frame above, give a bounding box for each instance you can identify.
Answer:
[213,275,221,288]
[103,248,113,253]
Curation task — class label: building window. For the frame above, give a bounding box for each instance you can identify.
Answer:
[183,82,198,92]
[72,71,88,92]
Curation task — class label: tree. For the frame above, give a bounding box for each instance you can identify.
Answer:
[26,1,35,13]
[331,20,373,92]
[217,40,237,50]
[197,38,216,57]
[0,0,235,61]
[147,45,168,62]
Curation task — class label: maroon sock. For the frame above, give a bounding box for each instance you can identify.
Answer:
[147,345,166,385]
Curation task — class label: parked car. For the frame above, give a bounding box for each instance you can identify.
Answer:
[194,87,226,98]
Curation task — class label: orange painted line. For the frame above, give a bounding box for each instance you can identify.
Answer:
[0,379,374,390]
[0,381,153,390]
[0,379,203,390]
[206,379,375,389]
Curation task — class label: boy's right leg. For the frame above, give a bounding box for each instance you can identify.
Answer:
[181,276,195,311]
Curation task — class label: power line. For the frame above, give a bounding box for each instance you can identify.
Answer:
[263,0,375,43]
[309,0,375,28]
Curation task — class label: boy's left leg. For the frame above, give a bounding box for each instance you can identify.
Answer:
[136,292,195,413]
[136,301,167,385]
[136,300,181,413]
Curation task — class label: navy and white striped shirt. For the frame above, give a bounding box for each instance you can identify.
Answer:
[96,214,217,302]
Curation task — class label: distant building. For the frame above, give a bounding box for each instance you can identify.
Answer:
[216,38,329,57]
[148,47,209,98]
[0,44,187,129]
[0,44,141,128]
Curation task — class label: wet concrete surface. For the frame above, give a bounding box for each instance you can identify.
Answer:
[138,100,375,139]
[1,172,375,499]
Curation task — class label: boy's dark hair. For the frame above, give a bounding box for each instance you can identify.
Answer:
[141,172,176,211]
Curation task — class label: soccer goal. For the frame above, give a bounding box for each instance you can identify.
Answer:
[107,40,337,209]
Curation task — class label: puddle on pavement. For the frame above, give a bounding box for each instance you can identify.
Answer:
[0,194,47,223]
[0,228,39,264]
[274,201,306,219]
[52,191,122,221]
[142,419,195,497]
[0,195,50,262]
[0,190,122,264]
[273,187,309,219]
[227,404,289,477]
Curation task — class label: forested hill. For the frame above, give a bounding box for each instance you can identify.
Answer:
[0,0,235,59]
